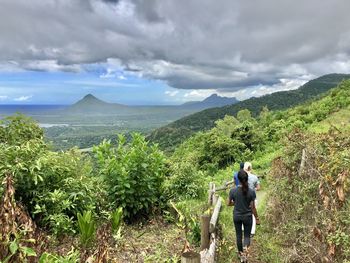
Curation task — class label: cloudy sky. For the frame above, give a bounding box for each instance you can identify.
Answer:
[0,0,350,104]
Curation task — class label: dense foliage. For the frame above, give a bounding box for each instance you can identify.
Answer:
[0,115,99,235]
[266,129,350,262]
[149,73,350,152]
[93,133,166,220]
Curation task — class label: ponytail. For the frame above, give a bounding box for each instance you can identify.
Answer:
[241,179,248,196]
[238,170,249,196]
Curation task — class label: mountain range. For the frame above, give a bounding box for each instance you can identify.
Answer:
[65,93,239,115]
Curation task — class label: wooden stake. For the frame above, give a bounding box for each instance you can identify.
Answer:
[200,233,216,263]
[208,182,213,206]
[181,251,200,263]
[200,214,210,250]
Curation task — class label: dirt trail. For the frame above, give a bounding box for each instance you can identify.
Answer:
[246,190,267,263]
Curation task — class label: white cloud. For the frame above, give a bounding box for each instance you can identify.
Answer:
[165,90,179,97]
[183,90,215,100]
[224,78,308,100]
[100,68,116,78]
[64,80,140,88]
[0,95,8,100]
[14,95,32,102]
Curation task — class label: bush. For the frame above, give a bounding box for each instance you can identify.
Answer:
[93,133,166,221]
[266,130,350,262]
[0,115,100,236]
[165,161,205,201]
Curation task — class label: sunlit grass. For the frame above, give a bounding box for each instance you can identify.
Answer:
[308,105,350,133]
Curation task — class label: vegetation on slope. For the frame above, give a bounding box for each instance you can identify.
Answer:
[148,73,350,152]
[164,79,350,262]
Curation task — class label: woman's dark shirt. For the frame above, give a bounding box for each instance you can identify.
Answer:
[229,186,256,216]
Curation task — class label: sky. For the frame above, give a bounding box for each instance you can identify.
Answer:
[1,0,350,105]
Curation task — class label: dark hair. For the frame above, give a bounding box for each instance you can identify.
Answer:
[238,170,249,196]
[239,162,244,170]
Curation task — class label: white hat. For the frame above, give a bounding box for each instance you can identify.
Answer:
[244,162,252,171]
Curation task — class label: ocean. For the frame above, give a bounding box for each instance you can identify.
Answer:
[0,105,67,115]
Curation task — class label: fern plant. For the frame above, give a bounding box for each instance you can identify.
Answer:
[77,211,95,247]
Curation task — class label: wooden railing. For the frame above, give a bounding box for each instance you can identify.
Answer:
[181,182,226,263]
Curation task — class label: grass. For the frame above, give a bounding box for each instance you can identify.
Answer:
[253,189,282,263]
[308,105,350,133]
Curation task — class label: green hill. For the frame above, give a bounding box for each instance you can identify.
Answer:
[308,104,350,133]
[148,73,350,151]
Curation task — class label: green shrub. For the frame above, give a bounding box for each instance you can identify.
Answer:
[165,161,205,201]
[30,150,100,235]
[93,133,166,221]
[0,115,100,236]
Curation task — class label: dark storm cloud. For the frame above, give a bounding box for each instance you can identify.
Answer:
[1,0,350,90]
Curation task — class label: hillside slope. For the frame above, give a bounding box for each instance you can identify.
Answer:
[148,73,350,151]
[308,105,350,133]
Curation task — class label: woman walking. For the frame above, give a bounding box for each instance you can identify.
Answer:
[227,170,260,262]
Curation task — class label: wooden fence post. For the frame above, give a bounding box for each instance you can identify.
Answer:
[200,214,210,250]
[200,233,216,263]
[208,182,213,206]
[181,251,200,263]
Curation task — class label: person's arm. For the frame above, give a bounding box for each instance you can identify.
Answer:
[254,176,261,191]
[227,189,235,206]
[255,183,261,191]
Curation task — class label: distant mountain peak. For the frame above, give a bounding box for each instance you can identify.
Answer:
[74,94,107,105]
[67,94,127,114]
[181,93,239,109]
[83,94,96,99]
[81,94,102,101]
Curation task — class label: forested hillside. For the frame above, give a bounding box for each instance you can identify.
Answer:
[1,80,350,262]
[148,73,350,152]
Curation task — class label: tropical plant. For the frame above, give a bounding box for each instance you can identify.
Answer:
[111,207,123,234]
[77,211,96,248]
[93,133,166,220]
[0,232,37,263]
[38,248,80,263]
